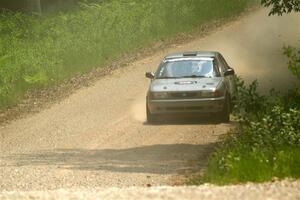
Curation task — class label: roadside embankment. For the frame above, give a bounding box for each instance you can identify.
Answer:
[0,0,256,108]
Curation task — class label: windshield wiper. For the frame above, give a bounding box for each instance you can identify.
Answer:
[156,76,180,79]
[157,75,209,79]
[179,75,207,78]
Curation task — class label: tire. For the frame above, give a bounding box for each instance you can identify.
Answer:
[220,97,230,123]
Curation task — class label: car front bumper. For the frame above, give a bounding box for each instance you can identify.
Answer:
[147,97,225,115]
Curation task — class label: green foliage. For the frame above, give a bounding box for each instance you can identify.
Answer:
[261,0,300,15]
[0,0,255,108]
[201,79,300,184]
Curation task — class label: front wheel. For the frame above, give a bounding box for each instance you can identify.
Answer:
[220,97,230,123]
[146,104,157,124]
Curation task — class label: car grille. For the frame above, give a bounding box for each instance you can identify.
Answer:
[166,106,204,111]
[169,92,199,99]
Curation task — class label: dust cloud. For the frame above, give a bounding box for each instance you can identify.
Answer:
[198,9,300,93]
[131,9,300,121]
[131,97,147,122]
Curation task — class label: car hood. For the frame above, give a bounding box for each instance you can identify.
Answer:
[150,77,223,92]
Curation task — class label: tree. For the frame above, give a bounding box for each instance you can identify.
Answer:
[261,0,300,82]
[261,0,300,15]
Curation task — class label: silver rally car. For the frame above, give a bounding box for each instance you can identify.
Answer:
[145,51,236,123]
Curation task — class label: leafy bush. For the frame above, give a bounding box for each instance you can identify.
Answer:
[233,77,268,122]
[197,0,300,185]
[0,0,255,108]
[201,76,300,184]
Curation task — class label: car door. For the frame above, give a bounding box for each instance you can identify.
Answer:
[217,54,235,98]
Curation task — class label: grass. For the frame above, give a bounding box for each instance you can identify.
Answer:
[203,139,300,184]
[0,0,256,108]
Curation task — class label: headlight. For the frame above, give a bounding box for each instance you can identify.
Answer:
[150,92,169,99]
[213,90,224,97]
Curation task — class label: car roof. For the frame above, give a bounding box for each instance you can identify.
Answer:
[164,51,219,60]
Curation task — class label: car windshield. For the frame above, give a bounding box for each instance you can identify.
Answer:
[156,58,218,79]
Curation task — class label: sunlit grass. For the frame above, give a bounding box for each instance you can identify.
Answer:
[202,142,300,185]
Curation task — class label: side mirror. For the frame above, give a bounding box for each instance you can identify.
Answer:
[224,68,235,76]
[145,72,155,79]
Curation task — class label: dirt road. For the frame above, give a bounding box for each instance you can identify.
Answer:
[1,181,300,200]
[1,9,300,192]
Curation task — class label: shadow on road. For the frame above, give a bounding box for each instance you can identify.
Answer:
[1,143,218,174]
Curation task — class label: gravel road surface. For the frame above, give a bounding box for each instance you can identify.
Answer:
[1,8,300,198]
[1,181,300,200]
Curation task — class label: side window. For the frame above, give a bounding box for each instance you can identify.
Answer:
[219,54,229,70]
[213,58,221,77]
[216,57,226,74]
